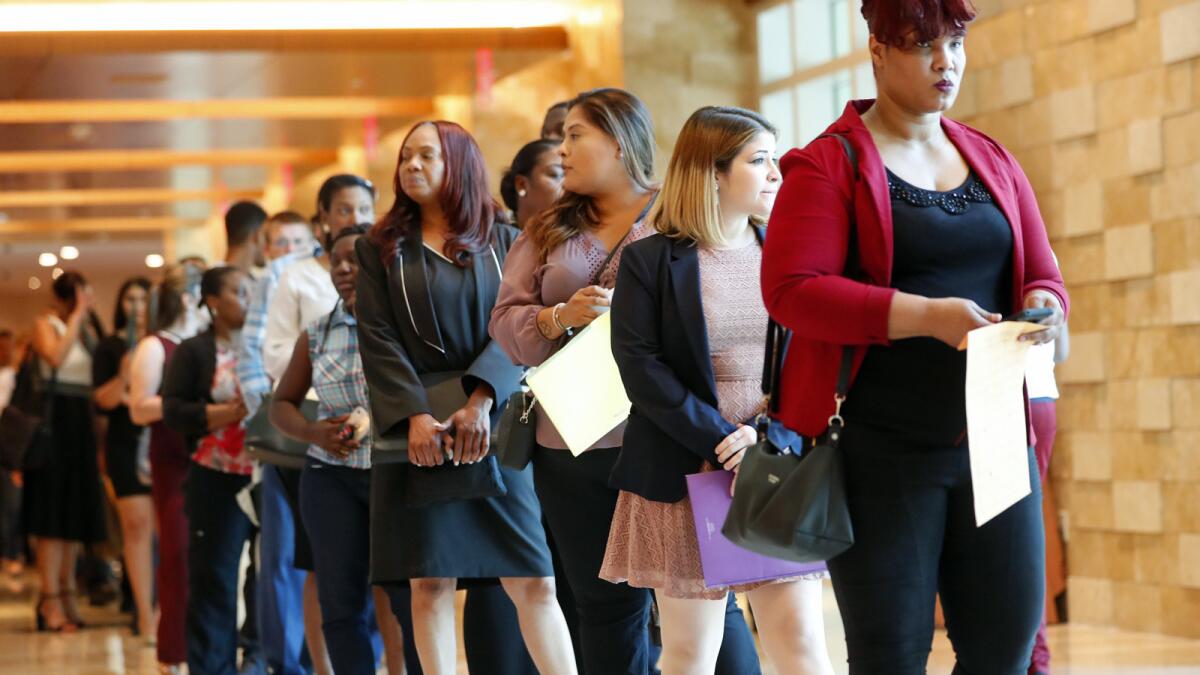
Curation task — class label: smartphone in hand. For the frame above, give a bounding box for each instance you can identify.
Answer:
[1002,307,1054,324]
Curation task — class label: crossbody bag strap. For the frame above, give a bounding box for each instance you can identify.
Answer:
[589,194,657,287]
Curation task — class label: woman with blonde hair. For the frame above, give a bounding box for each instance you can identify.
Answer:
[491,90,760,675]
[601,106,834,675]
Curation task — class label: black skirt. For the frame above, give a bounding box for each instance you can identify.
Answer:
[23,393,108,543]
[369,463,553,585]
[106,421,151,498]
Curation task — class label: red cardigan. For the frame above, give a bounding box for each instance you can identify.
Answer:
[761,100,1070,438]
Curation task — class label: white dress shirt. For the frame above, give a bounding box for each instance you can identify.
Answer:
[263,256,338,381]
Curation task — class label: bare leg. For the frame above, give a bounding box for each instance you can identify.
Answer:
[304,572,334,675]
[373,586,407,675]
[409,578,458,675]
[746,579,834,675]
[117,495,157,638]
[498,576,578,675]
[58,542,84,624]
[655,593,727,675]
[34,538,73,630]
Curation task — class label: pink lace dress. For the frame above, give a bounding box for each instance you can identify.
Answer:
[600,241,824,599]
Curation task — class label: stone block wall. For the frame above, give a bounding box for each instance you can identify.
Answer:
[954,0,1200,639]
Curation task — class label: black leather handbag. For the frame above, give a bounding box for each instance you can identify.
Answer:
[0,352,56,472]
[721,132,859,564]
[495,387,536,470]
[720,325,855,563]
[243,395,317,469]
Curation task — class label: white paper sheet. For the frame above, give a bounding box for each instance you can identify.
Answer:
[526,312,631,455]
[965,321,1045,526]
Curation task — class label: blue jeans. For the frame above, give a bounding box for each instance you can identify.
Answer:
[302,460,420,675]
[827,424,1045,675]
[184,463,255,675]
[257,465,309,674]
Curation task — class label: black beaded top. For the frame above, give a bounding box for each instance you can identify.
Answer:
[842,166,1013,446]
[886,169,993,215]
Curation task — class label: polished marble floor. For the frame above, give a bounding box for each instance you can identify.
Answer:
[0,578,1197,674]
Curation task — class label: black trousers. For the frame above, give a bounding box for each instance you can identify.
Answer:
[533,446,760,675]
[827,424,1045,675]
[183,463,255,675]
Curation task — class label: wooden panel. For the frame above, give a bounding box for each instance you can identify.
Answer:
[0,148,337,173]
[0,216,207,234]
[0,26,569,56]
[0,97,434,124]
[0,187,259,208]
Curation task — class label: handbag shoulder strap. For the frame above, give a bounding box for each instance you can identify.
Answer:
[762,133,861,420]
[589,193,656,287]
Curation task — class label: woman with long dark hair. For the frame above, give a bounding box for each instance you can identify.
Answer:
[490,88,760,675]
[761,1,1068,671]
[356,120,576,675]
[92,276,155,640]
[26,270,107,632]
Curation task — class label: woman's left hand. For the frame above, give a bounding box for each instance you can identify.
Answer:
[444,401,491,465]
[1018,291,1065,345]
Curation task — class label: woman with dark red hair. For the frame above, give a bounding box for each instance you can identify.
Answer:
[761,1,1068,673]
[355,120,577,675]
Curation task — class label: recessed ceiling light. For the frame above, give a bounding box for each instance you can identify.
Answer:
[38,252,58,267]
[145,254,165,269]
[60,245,79,260]
[51,267,64,280]
[28,276,41,290]
[0,1,569,31]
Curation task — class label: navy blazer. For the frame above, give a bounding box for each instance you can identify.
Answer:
[609,226,796,503]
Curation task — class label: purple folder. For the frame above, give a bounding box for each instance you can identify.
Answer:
[686,471,827,588]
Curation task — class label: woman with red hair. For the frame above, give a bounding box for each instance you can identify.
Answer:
[761,1,1068,673]
[355,120,577,675]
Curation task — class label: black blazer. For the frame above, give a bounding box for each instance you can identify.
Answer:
[609,227,797,503]
[354,224,524,438]
[162,328,217,453]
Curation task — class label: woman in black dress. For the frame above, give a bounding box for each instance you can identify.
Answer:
[356,120,576,675]
[27,271,107,632]
[93,276,155,640]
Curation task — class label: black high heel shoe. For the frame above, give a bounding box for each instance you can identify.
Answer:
[35,593,79,633]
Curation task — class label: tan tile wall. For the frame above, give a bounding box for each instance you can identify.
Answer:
[622,0,756,170]
[957,0,1200,639]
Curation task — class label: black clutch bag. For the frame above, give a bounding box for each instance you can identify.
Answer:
[371,371,479,465]
[244,394,316,469]
[403,456,507,507]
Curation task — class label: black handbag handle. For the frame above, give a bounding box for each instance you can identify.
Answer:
[761,133,861,427]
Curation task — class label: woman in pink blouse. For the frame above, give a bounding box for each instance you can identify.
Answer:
[490,88,760,675]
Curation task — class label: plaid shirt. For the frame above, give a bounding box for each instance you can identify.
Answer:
[238,246,320,418]
[307,303,371,469]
